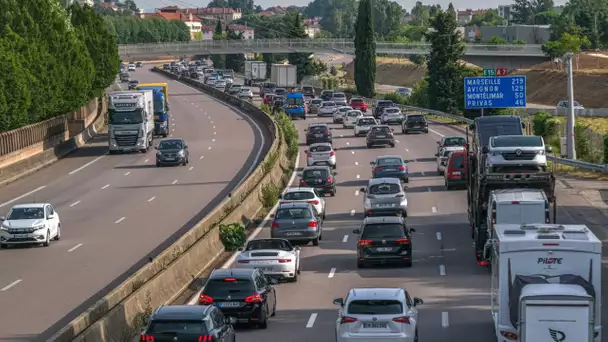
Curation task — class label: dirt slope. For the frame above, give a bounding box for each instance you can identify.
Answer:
[343,57,426,87]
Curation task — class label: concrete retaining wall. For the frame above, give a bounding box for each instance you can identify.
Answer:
[48,68,290,342]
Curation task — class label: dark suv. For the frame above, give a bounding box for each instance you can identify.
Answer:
[299,165,337,196]
[373,100,394,118]
[140,305,236,342]
[352,216,415,268]
[401,113,428,134]
[366,125,395,148]
[305,123,332,145]
[320,90,334,101]
[302,86,315,98]
[198,268,278,329]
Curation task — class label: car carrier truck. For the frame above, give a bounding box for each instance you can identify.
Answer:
[108,90,154,154]
[465,116,556,266]
[490,223,601,342]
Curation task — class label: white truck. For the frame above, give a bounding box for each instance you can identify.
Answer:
[108,90,154,154]
[244,61,267,86]
[490,223,601,342]
[270,64,297,89]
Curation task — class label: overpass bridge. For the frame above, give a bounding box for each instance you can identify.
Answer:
[119,38,548,69]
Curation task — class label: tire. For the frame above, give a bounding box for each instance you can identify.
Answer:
[271,300,277,316]
[312,237,320,246]
[367,143,372,148]
[290,270,298,283]
[108,150,117,155]
[156,162,161,167]
[390,143,395,148]
[330,191,336,197]
[258,309,268,329]
[402,210,408,217]
[54,225,61,241]
[43,231,50,247]
[404,178,409,183]
[0,244,7,249]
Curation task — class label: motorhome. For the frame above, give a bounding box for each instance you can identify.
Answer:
[490,223,601,342]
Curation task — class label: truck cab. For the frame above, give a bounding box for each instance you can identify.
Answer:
[108,91,155,154]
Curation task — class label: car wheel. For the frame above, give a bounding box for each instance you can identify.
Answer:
[366,143,372,148]
[290,270,298,283]
[258,309,268,329]
[390,143,395,147]
[312,237,320,246]
[54,225,61,241]
[156,162,161,167]
[43,231,50,247]
[402,210,408,217]
[404,258,413,267]
[271,300,277,316]
[404,178,409,183]
[322,211,326,219]
[0,243,7,249]
[414,329,419,342]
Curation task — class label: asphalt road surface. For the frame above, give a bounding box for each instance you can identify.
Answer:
[0,68,266,341]
[180,78,608,341]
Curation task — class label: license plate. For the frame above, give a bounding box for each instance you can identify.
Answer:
[12,234,28,238]
[363,323,388,328]
[315,134,323,137]
[384,168,396,172]
[164,158,175,161]
[218,302,240,308]
[452,171,462,175]
[376,247,392,252]
[376,135,386,138]
[285,232,302,236]
[251,260,274,265]
[377,204,395,207]
[257,267,274,272]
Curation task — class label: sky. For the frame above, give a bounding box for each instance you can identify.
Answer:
[134,0,567,14]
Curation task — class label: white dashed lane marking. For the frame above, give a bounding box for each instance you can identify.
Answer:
[114,217,126,224]
[68,243,83,252]
[69,201,80,207]
[147,196,156,202]
[101,184,110,190]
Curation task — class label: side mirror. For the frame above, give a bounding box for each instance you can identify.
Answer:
[268,277,279,285]
[48,214,55,219]
[352,228,360,234]
[410,228,416,232]
[434,153,439,157]
[546,146,552,153]
[370,161,375,165]
[436,141,440,144]
[237,247,244,252]
[226,316,237,325]
[304,150,308,153]
[294,246,301,251]
[297,172,303,177]
[154,146,158,150]
[333,172,338,176]
[333,298,344,306]
[482,146,489,154]
[413,297,424,306]
[184,145,188,148]
[269,213,275,218]
[359,187,365,192]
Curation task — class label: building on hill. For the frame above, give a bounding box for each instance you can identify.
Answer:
[140,8,202,40]
[457,9,486,25]
[191,8,242,23]
[202,24,254,40]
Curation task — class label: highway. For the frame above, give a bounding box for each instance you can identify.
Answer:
[0,68,266,341]
[180,74,608,341]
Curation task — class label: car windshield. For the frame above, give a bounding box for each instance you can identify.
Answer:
[339,107,351,112]
[303,87,313,92]
[283,191,315,200]
[232,85,242,89]
[312,99,322,104]
[333,93,345,98]
[148,321,208,335]
[275,208,312,219]
[7,207,45,220]
[303,169,328,178]
[159,140,183,150]
[370,126,390,133]
[322,102,335,107]
[377,158,402,166]
[308,126,327,133]
[310,145,331,152]
[275,89,286,95]
[407,115,425,122]
[204,278,255,297]
[369,183,401,195]
[347,111,362,117]
[450,154,465,168]
[239,88,250,93]
[384,108,401,115]
[351,99,363,104]
[491,136,543,147]
[443,137,466,146]
[286,97,304,105]
[348,300,403,315]
[362,224,406,239]
[246,239,292,251]
[357,118,376,126]
[378,101,393,107]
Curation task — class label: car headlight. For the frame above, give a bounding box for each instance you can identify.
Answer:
[177,151,185,157]
[33,225,45,231]
[156,151,162,156]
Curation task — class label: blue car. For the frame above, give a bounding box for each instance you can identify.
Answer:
[370,155,409,183]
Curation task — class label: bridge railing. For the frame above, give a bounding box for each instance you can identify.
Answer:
[117,39,545,56]
[360,97,608,173]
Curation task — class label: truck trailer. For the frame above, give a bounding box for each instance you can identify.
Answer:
[136,83,169,137]
[270,64,297,89]
[244,61,267,86]
[490,223,601,342]
[108,90,154,154]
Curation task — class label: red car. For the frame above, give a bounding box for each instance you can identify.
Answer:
[444,150,467,190]
[349,98,367,112]
[263,93,275,105]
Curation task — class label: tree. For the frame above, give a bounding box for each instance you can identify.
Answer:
[286,13,314,83]
[354,0,376,97]
[225,27,245,72]
[542,32,591,58]
[410,1,430,26]
[468,9,504,26]
[211,22,226,69]
[103,16,191,44]
[425,3,465,114]
[512,0,534,24]
[486,36,508,44]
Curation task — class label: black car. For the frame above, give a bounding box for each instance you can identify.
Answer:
[141,305,236,342]
[302,86,315,98]
[136,62,143,68]
[155,138,189,166]
[299,166,337,196]
[352,216,415,268]
[374,100,394,118]
[198,268,278,328]
[304,123,332,145]
[366,125,396,148]
[320,90,334,101]
[163,63,170,71]
[190,72,199,79]
[128,80,139,90]
[401,113,429,134]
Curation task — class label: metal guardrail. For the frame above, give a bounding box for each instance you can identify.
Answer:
[118,39,546,57]
[361,97,608,173]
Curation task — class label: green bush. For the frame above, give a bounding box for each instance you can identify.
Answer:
[275,111,299,159]
[604,135,608,164]
[219,223,247,251]
[383,93,408,105]
[532,112,561,148]
[260,183,280,209]
[574,123,591,160]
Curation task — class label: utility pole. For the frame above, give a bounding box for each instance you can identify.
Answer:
[564,52,576,159]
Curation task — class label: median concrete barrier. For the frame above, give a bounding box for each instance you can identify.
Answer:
[49,69,290,342]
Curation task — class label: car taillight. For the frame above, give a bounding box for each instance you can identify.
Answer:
[358,239,372,246]
[396,238,409,244]
[500,331,518,340]
[198,335,213,341]
[245,294,263,303]
[329,151,335,157]
[308,200,319,205]
[300,179,306,185]
[278,259,291,263]
[237,259,250,263]
[341,316,357,324]
[199,294,213,305]
[327,177,333,183]
[271,222,279,229]
[308,221,318,228]
[307,153,312,158]
[324,130,330,134]
[397,165,406,171]
[375,167,383,171]
[141,335,154,341]
[392,316,410,323]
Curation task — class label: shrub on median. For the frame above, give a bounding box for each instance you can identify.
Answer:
[219,223,247,251]
[260,183,280,209]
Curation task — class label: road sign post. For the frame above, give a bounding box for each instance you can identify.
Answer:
[464,76,527,111]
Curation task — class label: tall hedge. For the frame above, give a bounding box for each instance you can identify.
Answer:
[0,1,119,133]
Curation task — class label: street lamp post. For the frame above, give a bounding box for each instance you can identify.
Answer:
[563,52,576,160]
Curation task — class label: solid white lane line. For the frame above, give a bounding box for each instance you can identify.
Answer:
[114,217,126,224]
[147,196,156,202]
[432,206,437,213]
[356,174,360,179]
[144,159,149,163]
[1,279,22,291]
[441,312,449,327]
[342,235,348,243]
[0,186,47,209]
[188,166,194,171]
[395,139,400,143]
[124,171,131,176]
[328,268,336,278]
[436,232,442,241]
[355,190,359,196]
[306,313,318,328]
[354,161,358,166]
[208,146,212,150]
[69,201,80,207]
[68,243,83,252]
[172,180,178,185]
[68,155,105,175]
[101,184,110,190]
[199,156,204,160]
[439,264,446,276]
[350,209,356,216]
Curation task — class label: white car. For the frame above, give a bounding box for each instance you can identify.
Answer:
[306,143,337,169]
[333,287,423,342]
[235,238,301,281]
[354,116,378,136]
[333,106,352,124]
[128,64,136,71]
[238,88,254,100]
[380,107,404,125]
[0,203,61,248]
[343,110,364,128]
[319,101,338,117]
[556,100,584,110]
[205,78,216,86]
[214,81,227,90]
[279,187,326,218]
[436,146,464,174]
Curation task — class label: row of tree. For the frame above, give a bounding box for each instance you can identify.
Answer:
[0,1,120,133]
[104,16,191,45]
